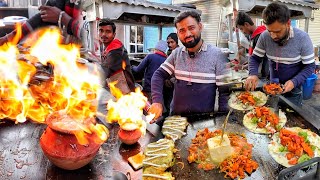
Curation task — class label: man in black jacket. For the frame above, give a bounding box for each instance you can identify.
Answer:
[236,12,268,79]
[98,19,135,94]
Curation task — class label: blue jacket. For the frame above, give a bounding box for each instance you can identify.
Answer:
[132,52,167,92]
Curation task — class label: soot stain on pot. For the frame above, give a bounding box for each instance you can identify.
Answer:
[119,143,141,161]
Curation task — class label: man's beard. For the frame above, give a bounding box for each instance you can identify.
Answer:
[182,35,201,48]
[274,29,289,46]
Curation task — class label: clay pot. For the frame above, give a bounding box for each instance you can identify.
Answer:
[40,127,101,170]
[118,128,142,145]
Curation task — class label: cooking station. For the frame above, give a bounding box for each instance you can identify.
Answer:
[1,86,320,180]
[1,1,320,179]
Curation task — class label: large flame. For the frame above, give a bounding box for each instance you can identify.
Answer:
[0,35,44,123]
[107,82,154,135]
[28,28,101,120]
[27,27,107,144]
[0,26,108,144]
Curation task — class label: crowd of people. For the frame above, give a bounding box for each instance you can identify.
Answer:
[0,1,315,124]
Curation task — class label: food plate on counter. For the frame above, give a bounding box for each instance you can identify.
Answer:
[263,83,283,95]
[228,91,267,111]
[268,127,320,167]
[243,106,287,134]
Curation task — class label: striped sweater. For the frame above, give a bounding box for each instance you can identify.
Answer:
[151,42,229,115]
[249,27,315,87]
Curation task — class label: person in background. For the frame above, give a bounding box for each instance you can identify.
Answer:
[0,0,86,46]
[0,0,8,7]
[236,12,268,79]
[166,33,179,56]
[163,33,179,117]
[232,27,250,50]
[245,2,315,106]
[149,10,229,122]
[132,40,168,101]
[98,19,135,94]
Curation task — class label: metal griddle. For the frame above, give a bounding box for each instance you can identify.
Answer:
[169,99,320,180]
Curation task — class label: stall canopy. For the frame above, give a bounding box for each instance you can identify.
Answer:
[91,0,200,25]
[223,0,319,34]
[237,0,319,18]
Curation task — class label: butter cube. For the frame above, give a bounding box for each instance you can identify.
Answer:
[207,134,234,164]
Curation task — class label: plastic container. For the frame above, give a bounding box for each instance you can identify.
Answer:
[302,73,318,100]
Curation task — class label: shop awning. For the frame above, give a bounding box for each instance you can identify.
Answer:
[237,0,319,18]
[87,0,200,25]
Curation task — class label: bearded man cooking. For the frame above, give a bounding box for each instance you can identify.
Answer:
[245,2,315,106]
[149,10,229,122]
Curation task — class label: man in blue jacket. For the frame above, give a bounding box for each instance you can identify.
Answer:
[132,40,168,101]
[245,2,315,106]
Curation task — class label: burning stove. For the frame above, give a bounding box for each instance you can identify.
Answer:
[0,26,110,170]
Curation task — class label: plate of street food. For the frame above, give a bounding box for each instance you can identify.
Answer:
[268,127,320,167]
[228,91,267,111]
[263,83,283,95]
[243,106,287,134]
[187,128,259,179]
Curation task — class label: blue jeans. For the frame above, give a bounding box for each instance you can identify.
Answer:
[283,86,302,107]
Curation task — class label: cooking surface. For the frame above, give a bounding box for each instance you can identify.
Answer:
[0,121,158,180]
[170,99,319,180]
[0,97,319,179]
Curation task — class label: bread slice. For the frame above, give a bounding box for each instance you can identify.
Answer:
[162,116,188,141]
[142,139,175,179]
[128,152,144,170]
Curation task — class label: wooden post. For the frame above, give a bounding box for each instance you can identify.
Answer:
[159,25,163,40]
[304,18,309,33]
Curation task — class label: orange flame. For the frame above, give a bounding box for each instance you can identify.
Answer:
[0,26,109,144]
[107,82,155,135]
[12,23,22,45]
[0,41,44,123]
[122,60,126,70]
[26,27,107,143]
[28,28,100,119]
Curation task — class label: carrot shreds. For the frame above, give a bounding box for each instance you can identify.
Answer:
[187,128,219,171]
[263,83,283,95]
[279,128,315,165]
[188,129,258,179]
[237,92,256,106]
[219,134,258,179]
[252,106,280,131]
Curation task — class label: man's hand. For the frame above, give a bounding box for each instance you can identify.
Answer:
[282,80,295,93]
[39,6,61,23]
[148,103,163,124]
[245,75,259,91]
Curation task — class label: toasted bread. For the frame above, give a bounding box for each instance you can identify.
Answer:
[128,152,144,170]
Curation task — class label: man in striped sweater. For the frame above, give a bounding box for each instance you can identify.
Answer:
[245,2,315,106]
[149,10,229,122]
